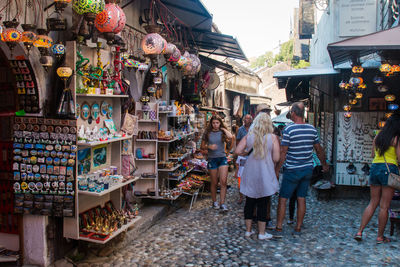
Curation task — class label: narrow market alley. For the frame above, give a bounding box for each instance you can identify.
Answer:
[77,176,400,267]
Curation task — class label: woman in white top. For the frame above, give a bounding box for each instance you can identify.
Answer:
[235,113,280,240]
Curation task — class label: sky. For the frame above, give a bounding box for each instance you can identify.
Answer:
[201,0,299,59]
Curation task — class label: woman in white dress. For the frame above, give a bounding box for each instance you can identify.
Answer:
[235,113,280,240]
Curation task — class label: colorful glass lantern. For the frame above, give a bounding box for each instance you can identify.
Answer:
[2,21,22,55]
[392,65,400,73]
[373,75,383,84]
[355,92,363,99]
[352,65,364,74]
[141,33,167,55]
[378,121,386,128]
[95,3,126,34]
[124,58,134,68]
[344,112,352,118]
[388,103,399,111]
[168,46,181,62]
[343,105,351,111]
[57,66,73,78]
[349,99,357,105]
[72,0,105,23]
[349,77,362,87]
[380,63,392,73]
[21,27,37,55]
[358,83,367,89]
[33,29,53,49]
[339,81,347,89]
[385,113,393,119]
[165,43,176,55]
[384,94,396,102]
[377,85,389,93]
[150,66,158,74]
[51,43,65,59]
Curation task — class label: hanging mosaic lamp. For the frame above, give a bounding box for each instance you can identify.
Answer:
[168,45,181,62]
[373,75,383,84]
[388,103,399,111]
[72,0,105,23]
[349,99,357,105]
[33,29,53,55]
[339,80,347,90]
[378,121,386,128]
[358,83,367,90]
[344,112,352,118]
[51,43,65,59]
[377,84,389,93]
[95,3,126,34]
[343,105,351,111]
[165,43,176,55]
[384,94,396,102]
[141,33,167,55]
[355,92,363,99]
[385,113,393,119]
[54,0,72,13]
[392,65,400,73]
[380,63,392,73]
[2,20,22,56]
[149,66,158,75]
[349,77,362,87]
[21,24,37,55]
[352,65,364,74]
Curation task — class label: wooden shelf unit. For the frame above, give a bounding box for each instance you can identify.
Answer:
[63,43,136,242]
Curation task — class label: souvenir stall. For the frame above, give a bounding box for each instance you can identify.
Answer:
[327,28,400,187]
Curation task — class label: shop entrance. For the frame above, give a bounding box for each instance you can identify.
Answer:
[0,47,21,261]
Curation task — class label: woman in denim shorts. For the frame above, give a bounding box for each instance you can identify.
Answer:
[355,113,400,244]
[201,115,233,211]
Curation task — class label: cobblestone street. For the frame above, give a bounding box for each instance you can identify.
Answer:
[86,176,400,267]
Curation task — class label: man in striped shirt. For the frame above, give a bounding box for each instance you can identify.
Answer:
[273,102,329,237]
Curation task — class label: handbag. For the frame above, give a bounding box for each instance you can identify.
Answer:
[383,155,400,190]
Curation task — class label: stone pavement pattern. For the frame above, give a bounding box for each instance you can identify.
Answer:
[80,177,400,266]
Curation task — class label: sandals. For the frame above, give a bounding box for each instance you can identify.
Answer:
[376,236,391,244]
[354,233,362,242]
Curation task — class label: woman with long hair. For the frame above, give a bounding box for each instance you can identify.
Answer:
[355,113,400,243]
[201,115,233,211]
[235,113,280,240]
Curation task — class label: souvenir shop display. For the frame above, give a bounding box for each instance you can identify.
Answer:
[12,117,76,217]
[10,60,41,114]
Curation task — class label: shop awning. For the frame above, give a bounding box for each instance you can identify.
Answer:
[273,65,340,78]
[225,88,255,95]
[188,29,248,61]
[272,111,292,123]
[159,0,213,31]
[327,26,400,67]
[199,55,238,74]
[248,95,271,105]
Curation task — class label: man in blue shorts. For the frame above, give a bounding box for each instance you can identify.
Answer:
[273,102,329,236]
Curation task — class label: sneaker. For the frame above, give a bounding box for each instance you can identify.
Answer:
[270,228,283,239]
[220,204,228,211]
[258,233,273,240]
[212,201,219,210]
[245,230,255,237]
[266,221,275,230]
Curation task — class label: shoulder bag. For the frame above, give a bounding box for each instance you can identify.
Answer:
[383,155,400,190]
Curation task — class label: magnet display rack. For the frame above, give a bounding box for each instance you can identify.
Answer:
[63,42,139,243]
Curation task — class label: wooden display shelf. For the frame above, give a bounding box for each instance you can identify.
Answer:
[158,164,181,172]
[138,120,158,123]
[79,215,142,244]
[78,136,132,147]
[158,110,172,114]
[158,132,195,143]
[136,139,157,142]
[76,93,129,98]
[135,158,156,161]
[0,255,19,263]
[169,152,190,161]
[168,167,194,181]
[167,114,190,118]
[137,193,182,201]
[78,177,139,196]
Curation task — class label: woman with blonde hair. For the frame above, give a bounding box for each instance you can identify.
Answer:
[235,113,280,240]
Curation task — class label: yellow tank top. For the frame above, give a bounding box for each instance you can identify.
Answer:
[372,146,398,164]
